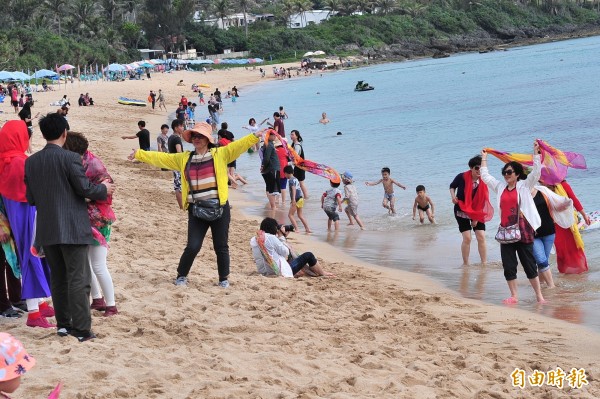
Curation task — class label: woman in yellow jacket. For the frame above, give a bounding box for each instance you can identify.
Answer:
[129,122,261,288]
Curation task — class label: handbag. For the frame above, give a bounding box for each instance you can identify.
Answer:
[518,214,535,244]
[495,223,521,244]
[191,198,223,222]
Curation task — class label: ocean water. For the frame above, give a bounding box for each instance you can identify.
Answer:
[206,36,600,331]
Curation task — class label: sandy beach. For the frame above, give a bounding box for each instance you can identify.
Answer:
[1,66,599,398]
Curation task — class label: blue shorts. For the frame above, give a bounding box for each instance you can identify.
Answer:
[324,209,339,221]
[384,193,394,201]
[280,177,288,190]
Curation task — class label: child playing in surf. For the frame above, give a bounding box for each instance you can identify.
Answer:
[284,166,311,233]
[412,185,435,224]
[321,179,343,231]
[365,167,406,215]
[341,171,364,230]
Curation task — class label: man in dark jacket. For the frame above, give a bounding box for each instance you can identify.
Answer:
[25,113,115,342]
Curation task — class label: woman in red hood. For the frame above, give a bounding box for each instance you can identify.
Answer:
[0,120,54,328]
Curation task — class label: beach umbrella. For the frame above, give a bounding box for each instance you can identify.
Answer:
[57,64,75,71]
[139,62,154,68]
[213,59,221,64]
[31,69,58,78]
[0,71,17,80]
[254,58,264,63]
[313,50,326,55]
[104,63,126,72]
[11,71,31,80]
[303,51,314,57]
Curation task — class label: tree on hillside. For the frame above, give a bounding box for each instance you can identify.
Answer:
[355,0,374,14]
[213,0,232,29]
[69,0,100,36]
[324,0,341,17]
[280,0,297,26]
[43,0,67,36]
[294,0,314,27]
[376,0,397,14]
[100,0,123,27]
[141,0,195,52]
[237,0,256,37]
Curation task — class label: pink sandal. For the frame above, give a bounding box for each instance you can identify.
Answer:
[502,297,518,305]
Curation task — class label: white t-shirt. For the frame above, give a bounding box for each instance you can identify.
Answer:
[250,233,293,277]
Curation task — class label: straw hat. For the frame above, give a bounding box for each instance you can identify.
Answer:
[0,333,36,382]
[183,122,214,144]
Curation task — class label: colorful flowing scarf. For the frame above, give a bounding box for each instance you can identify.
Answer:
[0,120,29,202]
[264,129,341,184]
[82,151,116,247]
[458,171,494,223]
[255,230,281,276]
[0,197,20,278]
[554,183,584,250]
[485,139,586,185]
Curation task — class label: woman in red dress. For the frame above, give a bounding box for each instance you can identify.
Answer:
[550,180,590,274]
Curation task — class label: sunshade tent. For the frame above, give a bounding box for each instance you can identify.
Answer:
[313,50,326,55]
[303,51,314,57]
[31,69,58,78]
[11,71,31,80]
[104,63,126,72]
[0,71,17,80]
[57,64,75,71]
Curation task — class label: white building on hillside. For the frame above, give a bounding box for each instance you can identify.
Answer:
[194,11,265,30]
[288,10,335,29]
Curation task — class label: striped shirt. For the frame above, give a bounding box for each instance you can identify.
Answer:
[186,152,218,203]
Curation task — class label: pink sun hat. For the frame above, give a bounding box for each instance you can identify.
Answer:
[0,333,36,382]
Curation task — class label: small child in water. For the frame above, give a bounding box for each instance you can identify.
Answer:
[321,179,343,231]
[365,167,406,215]
[412,185,435,224]
[341,171,364,230]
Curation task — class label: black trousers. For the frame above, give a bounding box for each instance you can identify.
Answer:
[500,242,538,281]
[0,250,21,311]
[177,202,231,281]
[43,244,92,335]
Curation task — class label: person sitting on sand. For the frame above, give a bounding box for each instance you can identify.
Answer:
[319,112,330,124]
[250,217,334,278]
[177,80,185,86]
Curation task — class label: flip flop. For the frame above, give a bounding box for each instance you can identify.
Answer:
[1,308,22,318]
[502,297,518,305]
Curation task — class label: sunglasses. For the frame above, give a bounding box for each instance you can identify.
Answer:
[502,170,514,176]
[473,166,480,171]
[191,133,204,140]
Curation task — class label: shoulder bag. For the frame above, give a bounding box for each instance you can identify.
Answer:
[185,152,223,222]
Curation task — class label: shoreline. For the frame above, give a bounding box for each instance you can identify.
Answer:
[2,46,600,397]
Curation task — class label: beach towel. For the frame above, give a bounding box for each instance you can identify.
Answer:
[255,230,294,277]
[83,151,116,247]
[0,197,19,278]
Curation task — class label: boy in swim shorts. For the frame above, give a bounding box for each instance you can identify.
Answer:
[412,185,435,224]
[321,179,343,231]
[284,166,311,233]
[365,167,406,215]
[341,171,364,230]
